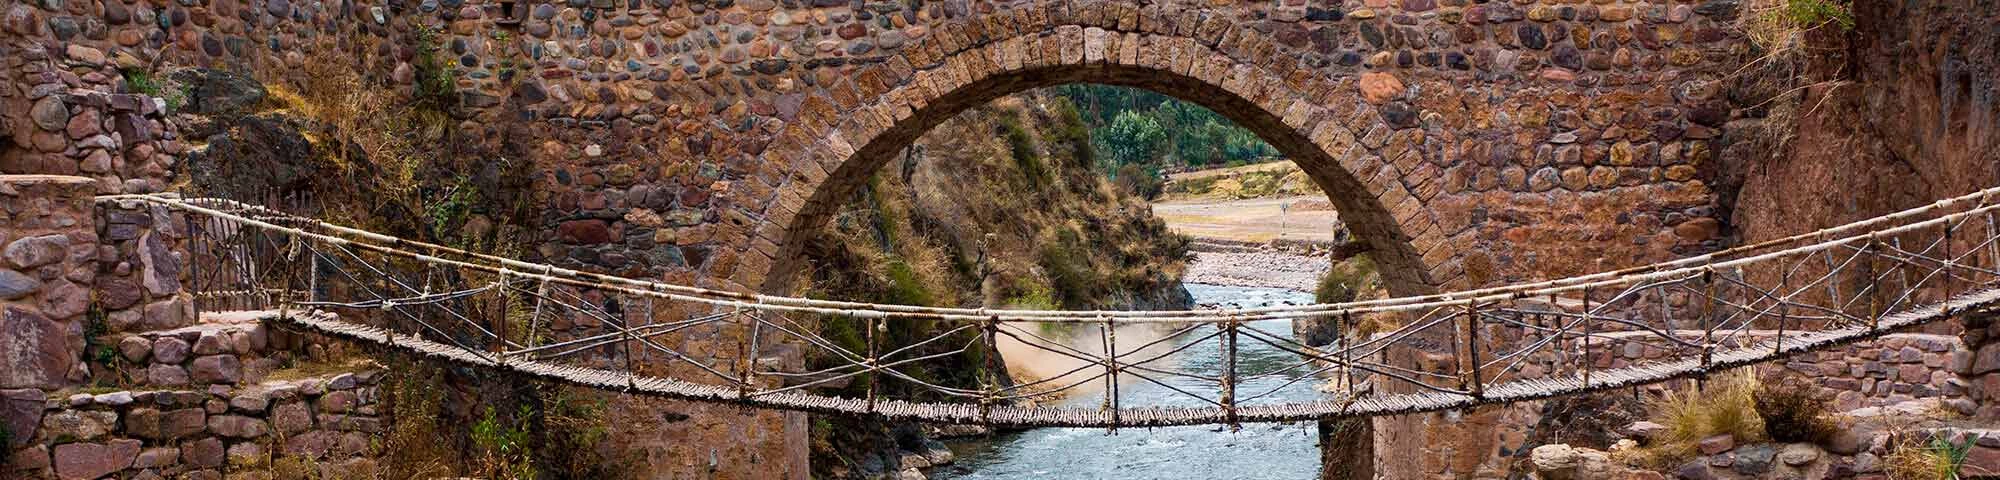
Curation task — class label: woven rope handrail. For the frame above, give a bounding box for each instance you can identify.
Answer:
[97,185,2000,323]
[134,183,2000,426]
[254,286,2000,426]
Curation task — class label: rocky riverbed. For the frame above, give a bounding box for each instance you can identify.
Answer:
[1180,249,1330,293]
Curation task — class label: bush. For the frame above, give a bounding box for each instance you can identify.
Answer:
[1112,163,1163,199]
[1753,373,1838,443]
[1621,370,1766,467]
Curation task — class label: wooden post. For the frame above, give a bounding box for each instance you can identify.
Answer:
[735,307,754,399]
[1774,267,1789,356]
[623,295,636,392]
[1869,236,1883,332]
[1986,213,1999,285]
[495,271,510,367]
[1222,316,1239,428]
[865,313,879,415]
[1464,302,1483,399]
[980,315,1000,426]
[1107,317,1119,430]
[1700,268,1716,376]
[1339,311,1354,398]
[1581,287,1593,387]
[1944,219,1957,314]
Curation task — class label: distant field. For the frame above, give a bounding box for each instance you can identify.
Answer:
[1164,160,1295,182]
[1150,195,1342,243]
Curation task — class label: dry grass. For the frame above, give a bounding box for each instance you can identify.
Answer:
[377,360,460,479]
[261,355,376,383]
[1616,369,1766,468]
[1885,434,1979,480]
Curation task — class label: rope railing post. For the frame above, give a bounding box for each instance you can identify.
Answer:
[1944,218,1957,315]
[1774,266,1789,356]
[190,214,205,320]
[1976,211,1992,284]
[495,270,510,367]
[1699,267,1716,378]
[864,312,880,415]
[623,295,637,392]
[1221,315,1239,429]
[733,307,751,399]
[526,266,554,352]
[1339,311,1354,399]
[1105,316,1120,431]
[1463,301,1483,399]
[1869,235,1883,332]
[1581,287,1593,388]
[742,308,763,399]
[1820,246,1840,315]
[1895,237,1912,306]
[980,314,1000,426]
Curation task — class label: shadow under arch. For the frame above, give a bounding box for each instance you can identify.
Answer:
[753,42,1448,301]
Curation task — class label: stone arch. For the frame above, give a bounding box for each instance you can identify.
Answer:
[741,23,1463,299]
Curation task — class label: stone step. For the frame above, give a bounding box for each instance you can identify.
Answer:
[108,311,322,388]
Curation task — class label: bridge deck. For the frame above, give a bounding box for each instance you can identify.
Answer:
[248,286,2000,428]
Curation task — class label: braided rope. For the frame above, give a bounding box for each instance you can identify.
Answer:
[95,186,2000,323]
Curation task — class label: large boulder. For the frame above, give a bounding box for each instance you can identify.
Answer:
[1529,444,1619,480]
[169,68,267,117]
[182,113,325,201]
[1,388,43,448]
[0,306,77,390]
[53,439,140,480]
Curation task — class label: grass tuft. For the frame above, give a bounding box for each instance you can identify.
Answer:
[1886,434,1978,480]
[1617,370,1766,468]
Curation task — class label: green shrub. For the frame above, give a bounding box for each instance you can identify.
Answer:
[1753,374,1838,443]
[998,114,1047,183]
[120,68,186,112]
[470,406,537,479]
[883,260,935,306]
[1773,0,1853,30]
[0,422,11,465]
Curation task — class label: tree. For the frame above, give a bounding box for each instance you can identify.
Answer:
[1097,110,1166,169]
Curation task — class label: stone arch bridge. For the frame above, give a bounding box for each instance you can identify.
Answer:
[0,0,1847,477]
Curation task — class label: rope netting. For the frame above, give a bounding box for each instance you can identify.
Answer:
[98,185,2000,427]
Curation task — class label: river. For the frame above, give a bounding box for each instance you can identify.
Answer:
[934,283,1323,480]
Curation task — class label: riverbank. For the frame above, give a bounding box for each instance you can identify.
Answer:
[1179,248,1330,293]
[935,284,1323,479]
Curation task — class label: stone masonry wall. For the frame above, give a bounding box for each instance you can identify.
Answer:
[2,46,183,195]
[2,0,1769,477]
[93,197,194,337]
[0,175,99,392]
[1961,312,2000,419]
[1,367,389,480]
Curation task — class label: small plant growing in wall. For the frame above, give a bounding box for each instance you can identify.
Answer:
[470,406,537,479]
[120,67,186,113]
[1746,0,1854,52]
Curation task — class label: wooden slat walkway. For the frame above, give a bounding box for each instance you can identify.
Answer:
[250,286,2000,428]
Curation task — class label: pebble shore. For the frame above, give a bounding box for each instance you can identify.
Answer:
[1181,249,1330,293]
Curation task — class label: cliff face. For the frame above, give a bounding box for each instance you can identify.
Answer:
[794,92,1192,479]
[1721,0,2000,245]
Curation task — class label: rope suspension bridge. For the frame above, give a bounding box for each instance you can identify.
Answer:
[99,186,2000,428]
